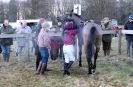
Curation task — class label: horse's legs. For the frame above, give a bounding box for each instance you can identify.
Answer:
[87,57,92,74]
[93,47,99,71]
[87,44,94,74]
[79,46,82,67]
[59,45,63,59]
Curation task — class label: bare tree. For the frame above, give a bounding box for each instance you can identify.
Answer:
[0,2,5,22]
[8,0,18,22]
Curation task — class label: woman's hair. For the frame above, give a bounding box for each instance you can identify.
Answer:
[41,22,50,30]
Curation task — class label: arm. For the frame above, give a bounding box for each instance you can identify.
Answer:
[124,23,128,30]
[67,29,79,35]
[4,26,15,34]
[105,23,112,30]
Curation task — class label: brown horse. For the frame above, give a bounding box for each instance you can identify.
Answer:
[82,22,102,74]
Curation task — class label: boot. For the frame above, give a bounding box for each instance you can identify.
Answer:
[36,57,41,71]
[67,61,74,70]
[36,62,42,75]
[40,63,47,75]
[63,63,70,75]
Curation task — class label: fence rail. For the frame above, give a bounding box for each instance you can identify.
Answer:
[0,30,132,60]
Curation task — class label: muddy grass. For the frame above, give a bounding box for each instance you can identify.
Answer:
[0,38,133,87]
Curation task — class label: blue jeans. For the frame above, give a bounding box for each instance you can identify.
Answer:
[39,47,49,64]
[127,40,133,57]
[1,45,10,55]
[1,45,10,61]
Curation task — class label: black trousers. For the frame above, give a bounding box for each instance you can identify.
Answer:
[102,40,111,56]
[35,45,42,70]
[102,40,111,51]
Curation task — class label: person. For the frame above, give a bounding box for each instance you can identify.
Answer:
[124,15,133,57]
[15,20,32,62]
[0,19,14,62]
[63,17,79,75]
[34,18,45,70]
[36,22,51,75]
[101,17,112,56]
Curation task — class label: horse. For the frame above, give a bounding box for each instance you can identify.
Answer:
[66,11,102,74]
[82,22,102,74]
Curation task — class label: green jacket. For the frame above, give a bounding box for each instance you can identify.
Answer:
[102,22,112,42]
[0,25,14,46]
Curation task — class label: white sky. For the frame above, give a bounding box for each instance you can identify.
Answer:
[2,0,10,3]
[1,0,27,3]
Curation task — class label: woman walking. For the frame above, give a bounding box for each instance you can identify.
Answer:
[36,22,51,75]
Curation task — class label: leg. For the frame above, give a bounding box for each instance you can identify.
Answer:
[6,46,10,62]
[87,44,94,74]
[63,45,70,75]
[39,47,49,75]
[35,45,42,70]
[36,52,41,70]
[0,45,2,53]
[36,61,42,74]
[79,46,82,67]
[127,40,131,57]
[1,45,7,62]
[93,47,100,73]
[59,44,63,59]
[102,40,107,56]
[50,50,54,60]
[107,42,111,56]
[67,45,75,70]
[16,46,23,62]
[131,41,133,58]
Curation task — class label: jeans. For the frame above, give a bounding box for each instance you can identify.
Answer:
[1,45,10,61]
[39,47,49,64]
[1,45,10,54]
[127,40,133,57]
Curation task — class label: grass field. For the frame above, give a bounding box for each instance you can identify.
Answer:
[0,37,133,87]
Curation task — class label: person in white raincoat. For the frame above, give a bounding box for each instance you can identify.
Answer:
[15,21,32,62]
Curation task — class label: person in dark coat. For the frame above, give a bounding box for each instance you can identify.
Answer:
[124,15,133,57]
[34,18,45,70]
[101,17,112,56]
[0,19,14,62]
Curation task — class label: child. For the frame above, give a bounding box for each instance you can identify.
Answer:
[37,22,51,75]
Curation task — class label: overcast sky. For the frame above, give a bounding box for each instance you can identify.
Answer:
[2,0,10,3]
[1,0,27,3]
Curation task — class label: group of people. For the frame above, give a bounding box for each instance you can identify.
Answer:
[0,20,32,62]
[34,17,79,75]
[101,15,133,58]
[0,14,133,76]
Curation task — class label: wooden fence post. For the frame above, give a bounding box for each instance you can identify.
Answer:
[118,30,122,54]
[24,34,30,62]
